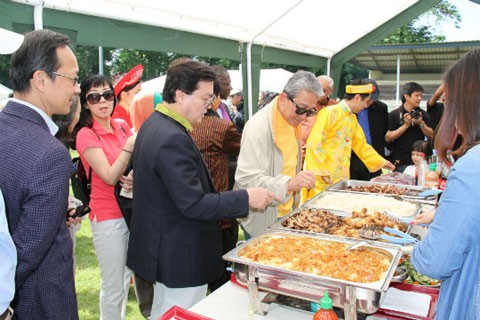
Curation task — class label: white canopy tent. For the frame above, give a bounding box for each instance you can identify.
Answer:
[1,0,441,118]
[15,0,419,57]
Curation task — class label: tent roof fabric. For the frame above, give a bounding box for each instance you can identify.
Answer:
[350,41,480,73]
[12,0,422,58]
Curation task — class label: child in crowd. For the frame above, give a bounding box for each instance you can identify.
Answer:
[403,140,431,179]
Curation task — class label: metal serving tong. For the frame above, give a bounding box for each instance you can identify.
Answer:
[418,188,443,198]
[381,210,412,224]
[382,210,429,227]
[359,224,418,245]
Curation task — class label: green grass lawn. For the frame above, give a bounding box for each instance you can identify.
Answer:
[71,145,244,318]
[74,219,144,319]
[74,219,245,319]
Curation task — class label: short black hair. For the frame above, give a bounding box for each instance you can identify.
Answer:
[10,29,70,93]
[401,82,424,104]
[162,61,216,103]
[411,140,432,157]
[412,140,426,152]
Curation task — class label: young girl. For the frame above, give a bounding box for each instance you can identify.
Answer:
[403,140,430,182]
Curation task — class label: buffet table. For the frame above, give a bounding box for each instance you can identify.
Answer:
[188,181,437,320]
[190,281,313,320]
[190,280,437,320]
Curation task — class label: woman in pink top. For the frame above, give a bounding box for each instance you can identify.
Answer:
[74,74,135,319]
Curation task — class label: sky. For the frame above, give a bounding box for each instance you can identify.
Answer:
[425,0,480,41]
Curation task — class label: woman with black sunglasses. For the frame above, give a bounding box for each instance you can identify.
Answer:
[73,74,135,319]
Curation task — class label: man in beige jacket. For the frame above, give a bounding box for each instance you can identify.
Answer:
[234,70,323,238]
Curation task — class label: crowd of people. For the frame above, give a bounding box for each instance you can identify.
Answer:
[0,27,479,320]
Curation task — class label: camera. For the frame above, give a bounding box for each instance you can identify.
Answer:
[410,108,422,120]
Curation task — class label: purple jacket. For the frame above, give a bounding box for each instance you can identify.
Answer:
[0,101,78,319]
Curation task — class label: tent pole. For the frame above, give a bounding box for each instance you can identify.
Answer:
[246,42,254,120]
[246,0,303,119]
[396,55,401,105]
[98,46,104,75]
[33,0,44,30]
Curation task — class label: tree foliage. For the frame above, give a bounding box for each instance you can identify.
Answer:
[0,55,10,87]
[380,0,460,44]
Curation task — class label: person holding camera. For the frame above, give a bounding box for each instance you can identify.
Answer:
[385,82,434,172]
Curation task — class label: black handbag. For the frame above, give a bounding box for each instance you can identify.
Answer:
[71,156,92,206]
[114,160,133,229]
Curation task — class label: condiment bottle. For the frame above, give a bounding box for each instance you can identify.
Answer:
[425,163,440,188]
[416,153,428,186]
[313,291,338,320]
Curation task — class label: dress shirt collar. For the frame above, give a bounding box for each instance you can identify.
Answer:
[10,98,59,135]
[156,104,193,131]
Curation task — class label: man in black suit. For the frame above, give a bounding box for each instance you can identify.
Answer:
[127,60,280,319]
[350,79,390,180]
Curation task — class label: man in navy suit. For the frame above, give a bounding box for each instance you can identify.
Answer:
[127,60,280,319]
[0,29,80,319]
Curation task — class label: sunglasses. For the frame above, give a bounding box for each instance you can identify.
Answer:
[86,90,115,105]
[288,95,318,117]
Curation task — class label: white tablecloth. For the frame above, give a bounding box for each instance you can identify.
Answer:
[190,281,314,320]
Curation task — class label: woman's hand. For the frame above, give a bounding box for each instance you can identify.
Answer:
[124,134,136,152]
[411,210,435,225]
[120,170,133,192]
[66,208,83,226]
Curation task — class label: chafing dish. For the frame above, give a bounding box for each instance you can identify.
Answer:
[303,190,422,218]
[223,230,402,319]
[327,179,437,204]
[270,207,414,246]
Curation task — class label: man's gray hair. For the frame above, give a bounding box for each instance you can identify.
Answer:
[317,75,334,90]
[283,70,323,99]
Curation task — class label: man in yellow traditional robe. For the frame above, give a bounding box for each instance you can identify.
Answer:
[303,80,395,201]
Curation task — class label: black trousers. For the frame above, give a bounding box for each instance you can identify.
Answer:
[208,223,239,292]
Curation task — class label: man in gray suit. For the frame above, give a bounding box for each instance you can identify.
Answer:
[0,29,80,319]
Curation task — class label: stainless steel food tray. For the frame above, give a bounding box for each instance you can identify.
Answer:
[223,230,402,318]
[327,179,436,203]
[270,207,413,245]
[302,190,422,218]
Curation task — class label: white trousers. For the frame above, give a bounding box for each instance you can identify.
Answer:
[150,282,207,319]
[91,217,132,320]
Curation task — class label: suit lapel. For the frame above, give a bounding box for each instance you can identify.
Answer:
[162,113,216,192]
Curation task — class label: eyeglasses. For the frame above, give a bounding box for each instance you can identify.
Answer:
[288,95,318,117]
[205,94,217,108]
[48,71,80,86]
[86,90,115,105]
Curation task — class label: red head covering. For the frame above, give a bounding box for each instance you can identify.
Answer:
[113,64,144,97]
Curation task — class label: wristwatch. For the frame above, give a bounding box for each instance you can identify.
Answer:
[419,123,425,128]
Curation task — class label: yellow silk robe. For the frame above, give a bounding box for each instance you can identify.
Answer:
[303,100,385,201]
